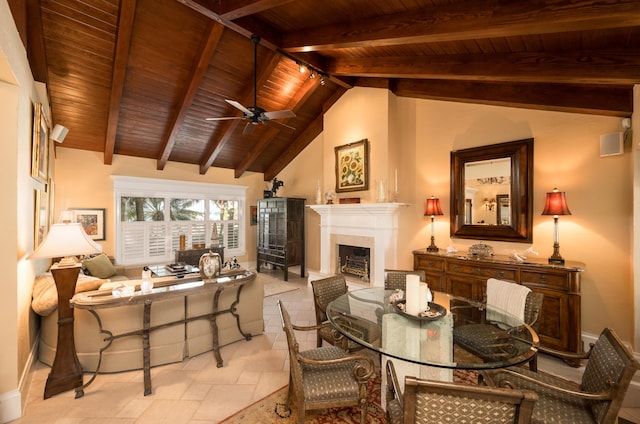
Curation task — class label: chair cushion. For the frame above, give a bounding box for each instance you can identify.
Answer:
[492,367,595,423]
[454,323,516,361]
[83,253,118,278]
[299,346,363,403]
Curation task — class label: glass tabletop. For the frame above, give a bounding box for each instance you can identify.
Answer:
[326,287,539,370]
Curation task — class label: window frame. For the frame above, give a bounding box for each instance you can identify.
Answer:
[112,176,248,266]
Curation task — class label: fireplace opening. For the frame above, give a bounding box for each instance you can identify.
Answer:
[338,244,370,282]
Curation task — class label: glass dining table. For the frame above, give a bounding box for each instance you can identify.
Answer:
[326,287,539,372]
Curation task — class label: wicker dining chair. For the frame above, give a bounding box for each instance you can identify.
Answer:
[385,360,537,424]
[483,327,640,424]
[277,300,376,424]
[384,269,426,290]
[453,290,544,371]
[311,275,381,352]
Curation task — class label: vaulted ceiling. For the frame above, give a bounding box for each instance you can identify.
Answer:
[11,0,640,180]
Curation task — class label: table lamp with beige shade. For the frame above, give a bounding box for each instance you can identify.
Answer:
[28,219,102,399]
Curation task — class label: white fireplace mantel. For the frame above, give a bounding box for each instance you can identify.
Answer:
[308,203,409,286]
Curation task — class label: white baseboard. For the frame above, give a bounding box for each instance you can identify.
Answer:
[0,389,21,423]
[0,335,39,423]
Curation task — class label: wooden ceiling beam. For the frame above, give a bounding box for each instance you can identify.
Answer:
[157,22,224,170]
[281,0,640,52]
[328,49,640,85]
[217,0,294,20]
[234,74,321,178]
[25,0,48,84]
[263,114,323,182]
[174,0,352,89]
[199,52,281,174]
[264,87,348,181]
[389,79,633,117]
[104,0,136,165]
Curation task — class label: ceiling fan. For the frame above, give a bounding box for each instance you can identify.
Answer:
[205,35,296,135]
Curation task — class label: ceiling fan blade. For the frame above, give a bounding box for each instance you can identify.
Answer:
[205,116,243,121]
[243,122,256,135]
[267,119,296,132]
[263,110,296,120]
[226,99,253,115]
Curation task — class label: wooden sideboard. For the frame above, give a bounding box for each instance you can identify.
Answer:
[413,249,585,365]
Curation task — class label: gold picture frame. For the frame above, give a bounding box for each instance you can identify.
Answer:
[31,102,50,183]
[34,188,49,247]
[335,139,369,193]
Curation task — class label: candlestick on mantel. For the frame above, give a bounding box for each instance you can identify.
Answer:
[394,169,398,193]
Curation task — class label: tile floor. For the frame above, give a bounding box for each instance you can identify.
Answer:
[12,270,640,423]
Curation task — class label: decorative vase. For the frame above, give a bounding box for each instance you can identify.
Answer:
[199,252,221,279]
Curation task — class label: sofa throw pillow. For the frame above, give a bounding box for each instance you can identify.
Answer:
[83,253,118,279]
[31,272,104,316]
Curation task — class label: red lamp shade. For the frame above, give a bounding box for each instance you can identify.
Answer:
[424,197,444,217]
[542,188,571,216]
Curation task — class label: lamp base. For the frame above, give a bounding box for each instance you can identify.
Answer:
[548,256,565,265]
[44,264,84,399]
[548,242,565,265]
[426,236,439,252]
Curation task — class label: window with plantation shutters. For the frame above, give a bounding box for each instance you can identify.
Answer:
[113,176,247,266]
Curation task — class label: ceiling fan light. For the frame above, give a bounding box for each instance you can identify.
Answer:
[298,63,306,73]
[309,71,316,79]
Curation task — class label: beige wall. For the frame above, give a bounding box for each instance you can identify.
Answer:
[309,87,632,343]
[53,150,266,263]
[1,0,53,418]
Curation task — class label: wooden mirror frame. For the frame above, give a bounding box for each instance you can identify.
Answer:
[450,138,533,243]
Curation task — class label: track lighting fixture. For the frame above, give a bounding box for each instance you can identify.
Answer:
[279,49,330,87]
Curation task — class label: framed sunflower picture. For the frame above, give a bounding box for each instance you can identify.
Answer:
[335,139,369,193]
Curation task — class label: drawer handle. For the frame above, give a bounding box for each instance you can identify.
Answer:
[497,271,505,278]
[540,275,547,281]
[474,268,481,273]
[453,265,460,271]
[427,261,434,266]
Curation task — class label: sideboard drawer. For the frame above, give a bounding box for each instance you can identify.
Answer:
[414,255,444,271]
[446,261,516,281]
[521,271,568,290]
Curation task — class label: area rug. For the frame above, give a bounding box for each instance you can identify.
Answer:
[219,367,479,423]
[220,371,385,423]
[256,271,301,297]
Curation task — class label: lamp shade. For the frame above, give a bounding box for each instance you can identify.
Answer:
[542,188,571,216]
[28,222,102,260]
[424,197,444,217]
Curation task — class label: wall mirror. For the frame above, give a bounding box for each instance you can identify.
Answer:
[450,138,533,243]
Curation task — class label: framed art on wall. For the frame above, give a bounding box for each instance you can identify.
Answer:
[335,139,369,193]
[71,208,106,241]
[34,188,49,247]
[31,102,49,183]
[250,205,257,225]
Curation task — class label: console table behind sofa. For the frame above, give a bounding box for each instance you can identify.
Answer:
[39,270,264,378]
[413,249,584,366]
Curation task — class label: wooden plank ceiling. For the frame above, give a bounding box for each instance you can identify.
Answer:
[15,0,640,180]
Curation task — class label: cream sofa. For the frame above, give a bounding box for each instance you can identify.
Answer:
[36,270,264,373]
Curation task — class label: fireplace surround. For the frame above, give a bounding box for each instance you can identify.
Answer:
[308,203,408,286]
